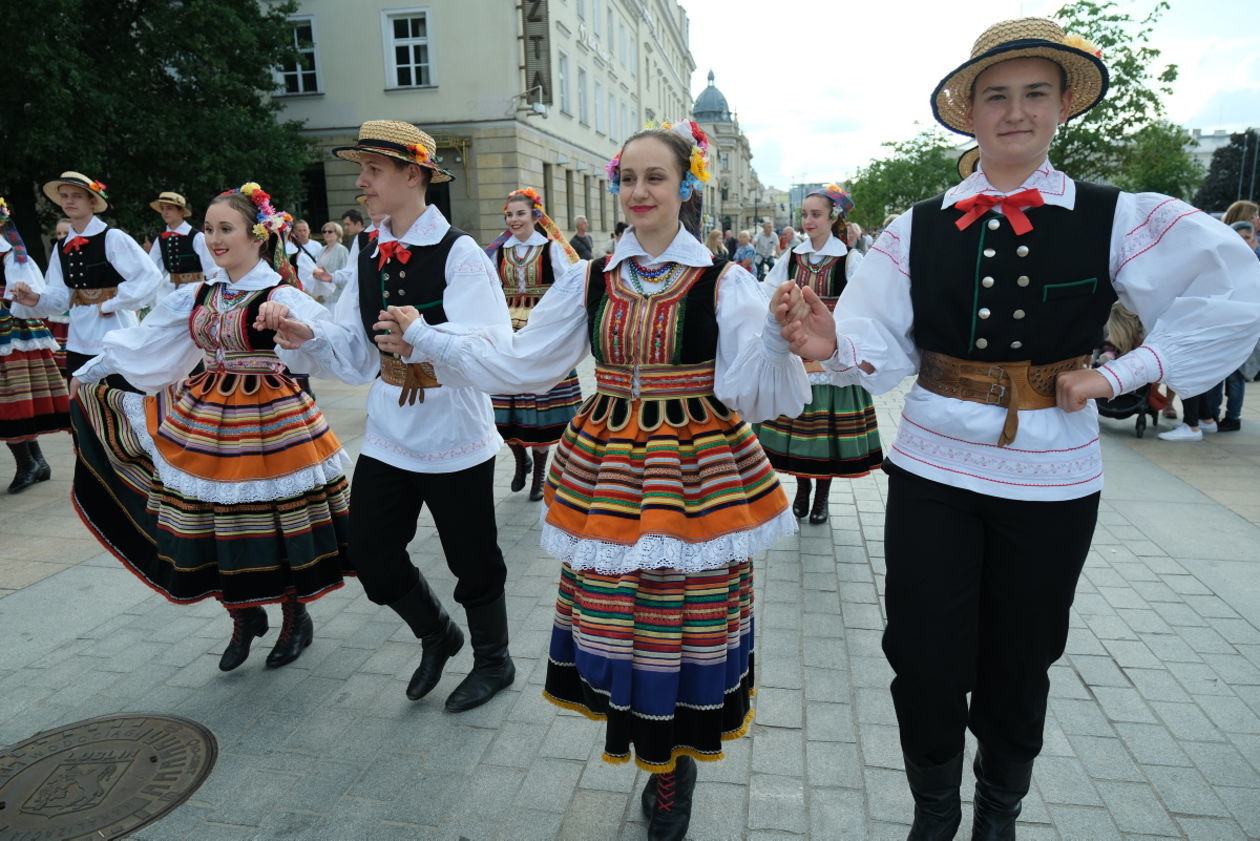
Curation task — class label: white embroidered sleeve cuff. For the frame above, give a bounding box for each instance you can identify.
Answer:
[821,335,860,373]
[1097,344,1165,397]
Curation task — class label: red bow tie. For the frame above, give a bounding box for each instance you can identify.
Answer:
[953,188,1045,236]
[160,230,183,239]
[376,240,412,269]
[63,236,89,254]
[368,229,379,242]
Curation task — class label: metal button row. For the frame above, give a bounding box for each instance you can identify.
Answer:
[974,338,1024,350]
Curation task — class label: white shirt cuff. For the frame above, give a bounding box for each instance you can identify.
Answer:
[1097,344,1165,397]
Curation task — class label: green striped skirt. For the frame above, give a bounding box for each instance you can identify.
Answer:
[755,383,882,479]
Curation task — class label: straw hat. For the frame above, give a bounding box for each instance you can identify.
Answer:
[332,120,454,183]
[931,17,1109,137]
[42,171,109,213]
[957,146,981,179]
[149,191,193,217]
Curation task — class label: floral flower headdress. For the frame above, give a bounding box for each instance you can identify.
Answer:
[0,196,29,263]
[222,182,293,242]
[807,184,856,220]
[605,120,712,199]
[504,187,545,219]
[1062,33,1102,58]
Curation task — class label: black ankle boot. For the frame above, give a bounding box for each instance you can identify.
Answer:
[445,593,515,712]
[219,606,268,671]
[642,756,697,841]
[7,441,50,494]
[972,747,1033,841]
[509,443,532,493]
[809,479,831,524]
[904,753,963,841]
[792,477,812,518]
[529,447,548,502]
[389,576,465,701]
[266,598,313,668]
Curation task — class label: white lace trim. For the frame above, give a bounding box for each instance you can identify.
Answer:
[0,335,60,355]
[118,392,351,504]
[538,506,798,574]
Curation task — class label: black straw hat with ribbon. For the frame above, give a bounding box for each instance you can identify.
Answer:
[332,120,454,183]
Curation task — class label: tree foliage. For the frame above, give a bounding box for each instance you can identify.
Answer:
[1193,130,1260,213]
[847,130,960,229]
[0,0,314,265]
[1113,121,1204,199]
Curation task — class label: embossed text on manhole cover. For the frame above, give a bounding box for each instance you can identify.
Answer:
[0,713,217,841]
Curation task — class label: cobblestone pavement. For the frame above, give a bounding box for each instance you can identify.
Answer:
[1,372,1258,841]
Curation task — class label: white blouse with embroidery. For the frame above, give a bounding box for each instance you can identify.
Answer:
[822,161,1260,501]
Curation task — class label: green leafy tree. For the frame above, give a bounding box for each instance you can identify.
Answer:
[1114,121,1204,199]
[847,130,960,229]
[1193,130,1260,213]
[0,0,314,267]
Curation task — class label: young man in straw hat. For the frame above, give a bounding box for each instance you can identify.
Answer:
[774,17,1260,841]
[256,120,518,714]
[148,191,215,303]
[10,172,161,392]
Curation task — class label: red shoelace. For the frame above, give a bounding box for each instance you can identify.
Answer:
[655,772,677,812]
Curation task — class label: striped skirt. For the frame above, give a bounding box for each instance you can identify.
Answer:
[492,371,583,447]
[544,559,755,772]
[0,311,70,442]
[756,383,882,479]
[71,371,352,607]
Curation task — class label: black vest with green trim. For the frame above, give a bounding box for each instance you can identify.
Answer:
[57,231,126,289]
[583,255,725,365]
[357,227,463,342]
[908,181,1119,366]
[158,230,204,274]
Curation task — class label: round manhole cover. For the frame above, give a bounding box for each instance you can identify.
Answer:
[0,713,217,841]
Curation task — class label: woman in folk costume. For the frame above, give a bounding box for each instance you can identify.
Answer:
[484,188,583,500]
[69,183,353,673]
[384,121,810,841]
[775,18,1260,841]
[0,197,71,492]
[756,185,881,524]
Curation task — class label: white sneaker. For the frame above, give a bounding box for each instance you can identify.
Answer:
[1158,423,1203,442]
[1199,420,1218,433]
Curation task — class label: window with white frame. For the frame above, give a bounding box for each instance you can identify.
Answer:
[558,51,571,114]
[277,15,320,94]
[578,67,589,124]
[619,23,627,66]
[383,8,433,88]
[593,0,602,36]
[577,0,585,18]
[631,40,637,77]
[608,92,616,138]
[595,80,604,134]
[606,8,613,49]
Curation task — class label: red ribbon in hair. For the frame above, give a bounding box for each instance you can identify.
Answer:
[376,240,413,269]
[62,236,89,253]
[953,188,1045,236]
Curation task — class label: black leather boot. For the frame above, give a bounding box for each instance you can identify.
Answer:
[7,441,50,494]
[266,597,313,668]
[445,594,515,712]
[972,747,1034,841]
[642,755,697,841]
[904,752,963,841]
[809,478,832,524]
[389,576,465,700]
[529,447,548,502]
[792,477,812,518]
[219,606,268,671]
[508,443,532,493]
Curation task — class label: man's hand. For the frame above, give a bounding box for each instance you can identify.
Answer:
[8,281,39,307]
[775,284,839,361]
[1056,368,1113,412]
[69,376,81,401]
[374,309,414,357]
[255,301,315,350]
[312,267,332,283]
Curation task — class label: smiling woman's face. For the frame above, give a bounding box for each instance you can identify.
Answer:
[617,136,683,238]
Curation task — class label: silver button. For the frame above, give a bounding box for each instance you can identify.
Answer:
[975,338,989,349]
[1010,340,1023,349]
[1016,245,1029,257]
[982,277,995,288]
[382,273,390,280]
[383,290,391,299]
[987,219,1000,230]
[397,289,405,297]
[978,308,991,319]
[1013,309,1026,320]
[399,270,406,278]
[983,248,996,258]
[1017,275,1030,287]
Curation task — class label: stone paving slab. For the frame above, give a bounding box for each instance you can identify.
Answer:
[0,376,1258,839]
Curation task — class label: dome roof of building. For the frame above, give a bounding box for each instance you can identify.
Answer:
[693,70,732,123]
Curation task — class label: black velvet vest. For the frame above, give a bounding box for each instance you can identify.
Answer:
[159,230,203,274]
[357,227,464,342]
[57,230,126,289]
[193,282,278,351]
[908,181,1119,365]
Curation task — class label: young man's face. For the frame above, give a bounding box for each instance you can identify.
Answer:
[158,203,184,228]
[57,185,95,223]
[293,220,311,243]
[341,215,364,236]
[966,57,1072,172]
[355,153,427,217]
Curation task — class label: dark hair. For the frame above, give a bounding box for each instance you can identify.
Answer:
[802,193,849,243]
[614,221,628,236]
[341,209,364,225]
[505,193,546,236]
[208,192,281,266]
[619,128,704,238]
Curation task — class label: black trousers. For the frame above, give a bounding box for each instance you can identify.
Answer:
[881,462,1100,766]
[349,454,506,608]
[67,350,139,392]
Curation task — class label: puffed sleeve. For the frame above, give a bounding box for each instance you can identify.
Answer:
[9,248,71,317]
[404,258,591,394]
[100,229,162,313]
[845,248,864,281]
[1,247,45,295]
[821,211,920,394]
[73,285,203,392]
[713,264,811,422]
[1096,194,1260,397]
[275,259,380,385]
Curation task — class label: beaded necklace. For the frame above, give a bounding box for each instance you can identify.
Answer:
[626,256,682,296]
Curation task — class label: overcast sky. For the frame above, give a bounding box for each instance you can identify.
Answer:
[679,0,1259,189]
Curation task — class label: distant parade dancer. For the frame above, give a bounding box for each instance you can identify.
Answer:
[147,190,215,302]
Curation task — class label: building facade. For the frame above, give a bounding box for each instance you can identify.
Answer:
[272,0,695,247]
[691,71,769,235]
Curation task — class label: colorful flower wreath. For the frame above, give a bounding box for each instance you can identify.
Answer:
[0,196,10,226]
[505,187,545,218]
[224,182,293,241]
[89,179,108,197]
[407,144,431,165]
[605,119,713,198]
[1062,32,1103,58]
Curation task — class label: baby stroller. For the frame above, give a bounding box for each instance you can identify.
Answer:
[1095,381,1160,438]
[1093,303,1162,438]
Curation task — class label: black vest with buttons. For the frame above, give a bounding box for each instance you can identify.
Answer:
[908,181,1119,365]
[357,227,463,342]
[57,231,126,289]
[356,229,377,254]
[159,230,203,274]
